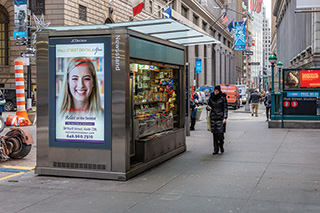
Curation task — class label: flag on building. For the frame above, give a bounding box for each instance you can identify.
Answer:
[250,0,263,14]
[227,21,234,32]
[130,0,144,16]
[221,12,228,25]
[163,6,172,18]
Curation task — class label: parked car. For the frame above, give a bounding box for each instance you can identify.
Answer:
[1,88,36,111]
[196,91,207,105]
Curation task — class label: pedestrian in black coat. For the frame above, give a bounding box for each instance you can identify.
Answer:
[207,85,228,154]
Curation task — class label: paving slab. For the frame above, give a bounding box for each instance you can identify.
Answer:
[0,106,320,212]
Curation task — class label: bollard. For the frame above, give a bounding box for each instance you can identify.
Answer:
[14,61,31,125]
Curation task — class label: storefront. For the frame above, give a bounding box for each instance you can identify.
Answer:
[35,19,218,180]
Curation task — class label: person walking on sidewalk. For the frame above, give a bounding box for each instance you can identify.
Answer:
[0,90,5,116]
[249,89,262,117]
[264,88,272,121]
[190,99,197,131]
[207,85,228,155]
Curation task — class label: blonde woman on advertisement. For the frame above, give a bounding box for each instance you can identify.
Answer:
[58,57,103,116]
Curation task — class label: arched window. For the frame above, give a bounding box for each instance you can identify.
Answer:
[0,6,9,66]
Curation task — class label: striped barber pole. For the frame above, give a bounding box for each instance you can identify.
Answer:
[14,61,31,125]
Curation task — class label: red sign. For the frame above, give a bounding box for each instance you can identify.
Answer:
[300,70,320,87]
[291,101,298,108]
[283,101,290,107]
[252,40,255,46]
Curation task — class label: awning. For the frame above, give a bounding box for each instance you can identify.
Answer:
[46,19,220,46]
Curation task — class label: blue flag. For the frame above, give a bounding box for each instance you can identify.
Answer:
[163,7,172,18]
[227,21,234,32]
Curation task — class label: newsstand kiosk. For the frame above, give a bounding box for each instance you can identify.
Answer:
[35,19,201,180]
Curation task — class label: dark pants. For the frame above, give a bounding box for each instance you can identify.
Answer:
[213,133,224,153]
[190,118,196,130]
[266,107,271,120]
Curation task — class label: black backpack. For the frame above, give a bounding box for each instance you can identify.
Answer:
[267,93,271,104]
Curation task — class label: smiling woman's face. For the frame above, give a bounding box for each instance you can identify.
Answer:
[68,64,94,105]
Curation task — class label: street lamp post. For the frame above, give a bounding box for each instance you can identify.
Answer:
[268,55,277,120]
[277,61,283,92]
[269,55,277,93]
[277,61,284,127]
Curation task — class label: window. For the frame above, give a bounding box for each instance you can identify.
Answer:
[210,28,215,37]
[181,5,188,18]
[79,5,87,21]
[166,0,174,10]
[30,0,45,15]
[149,1,153,13]
[0,7,9,65]
[202,21,207,31]
[193,14,198,25]
[195,45,199,57]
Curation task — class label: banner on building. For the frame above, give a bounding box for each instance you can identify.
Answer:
[14,0,28,38]
[234,21,246,50]
[196,58,202,74]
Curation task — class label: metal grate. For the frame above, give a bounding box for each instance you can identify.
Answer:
[53,162,106,170]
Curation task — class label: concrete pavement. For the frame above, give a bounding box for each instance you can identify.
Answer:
[1,105,320,212]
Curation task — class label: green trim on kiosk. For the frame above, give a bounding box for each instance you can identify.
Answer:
[129,37,184,65]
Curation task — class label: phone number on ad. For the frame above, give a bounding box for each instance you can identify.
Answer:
[66,134,93,139]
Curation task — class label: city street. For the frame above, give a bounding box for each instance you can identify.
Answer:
[0,105,320,213]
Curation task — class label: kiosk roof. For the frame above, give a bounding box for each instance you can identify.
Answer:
[45,19,221,46]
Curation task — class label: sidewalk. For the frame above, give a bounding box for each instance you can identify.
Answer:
[1,106,320,213]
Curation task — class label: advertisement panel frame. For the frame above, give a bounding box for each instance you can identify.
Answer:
[48,36,112,150]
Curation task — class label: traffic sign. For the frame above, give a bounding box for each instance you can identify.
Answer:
[242,51,253,55]
[249,62,260,66]
[20,53,35,58]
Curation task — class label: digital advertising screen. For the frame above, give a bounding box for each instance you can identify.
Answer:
[49,37,111,149]
[300,70,320,88]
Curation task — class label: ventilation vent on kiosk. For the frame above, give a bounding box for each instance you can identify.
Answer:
[53,162,106,170]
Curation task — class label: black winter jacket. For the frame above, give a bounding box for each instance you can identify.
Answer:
[207,92,228,133]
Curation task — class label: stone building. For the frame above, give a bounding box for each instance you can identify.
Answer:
[0,0,241,89]
[273,0,320,68]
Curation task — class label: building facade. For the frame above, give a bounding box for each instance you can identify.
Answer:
[250,5,264,89]
[0,0,241,89]
[273,0,319,69]
[262,6,271,90]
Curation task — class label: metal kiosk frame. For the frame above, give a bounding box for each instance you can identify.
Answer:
[35,24,187,180]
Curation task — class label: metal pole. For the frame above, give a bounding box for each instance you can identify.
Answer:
[186,63,190,136]
[26,0,32,109]
[245,14,250,111]
[279,67,284,128]
[270,63,275,120]
[271,63,275,93]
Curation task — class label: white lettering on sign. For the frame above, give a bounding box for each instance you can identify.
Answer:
[115,35,121,71]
